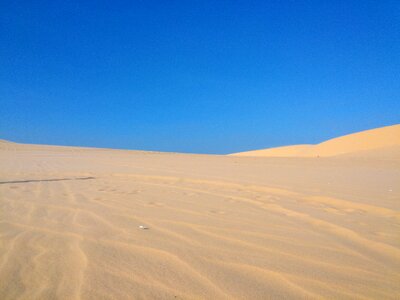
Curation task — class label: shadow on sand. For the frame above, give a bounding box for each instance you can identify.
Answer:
[0,177,95,185]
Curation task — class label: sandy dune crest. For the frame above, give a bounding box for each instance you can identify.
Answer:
[1,130,399,299]
[231,124,400,157]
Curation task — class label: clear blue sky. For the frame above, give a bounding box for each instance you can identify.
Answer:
[1,1,399,154]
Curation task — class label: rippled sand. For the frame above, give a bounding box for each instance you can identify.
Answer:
[1,141,399,299]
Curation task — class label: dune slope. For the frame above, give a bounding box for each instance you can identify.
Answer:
[231,124,400,157]
[0,141,399,299]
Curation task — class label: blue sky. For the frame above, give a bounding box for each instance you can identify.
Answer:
[1,1,399,154]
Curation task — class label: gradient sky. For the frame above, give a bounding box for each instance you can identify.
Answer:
[1,1,399,154]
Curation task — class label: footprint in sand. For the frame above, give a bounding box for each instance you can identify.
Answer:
[128,190,141,195]
[209,210,226,214]
[323,207,346,215]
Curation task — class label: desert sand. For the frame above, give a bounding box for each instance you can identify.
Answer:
[231,124,400,158]
[1,126,399,299]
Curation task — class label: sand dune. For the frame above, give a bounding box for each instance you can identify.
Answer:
[231,124,400,157]
[0,140,14,146]
[1,134,399,299]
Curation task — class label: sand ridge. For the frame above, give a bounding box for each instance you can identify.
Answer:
[231,124,400,157]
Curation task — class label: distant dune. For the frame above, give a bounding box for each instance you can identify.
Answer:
[231,124,400,158]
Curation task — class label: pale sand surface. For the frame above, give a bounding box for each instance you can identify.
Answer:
[232,124,400,157]
[1,140,399,299]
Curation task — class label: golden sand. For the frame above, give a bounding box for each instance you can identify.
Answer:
[1,126,399,299]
